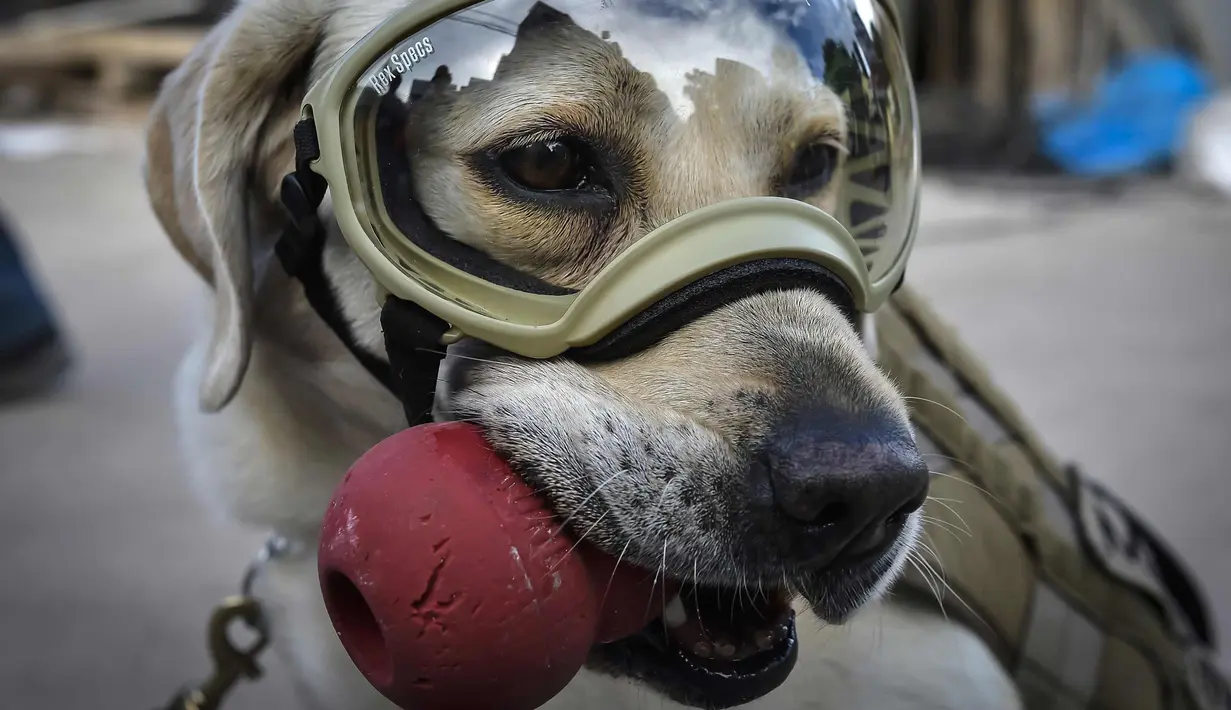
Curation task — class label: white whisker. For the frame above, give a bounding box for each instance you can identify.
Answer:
[906,554,945,618]
[548,510,610,573]
[921,514,971,541]
[598,539,634,620]
[553,468,628,535]
[927,496,964,504]
[919,533,949,578]
[654,534,669,628]
[919,451,972,468]
[927,497,973,535]
[929,469,1002,505]
[693,555,708,637]
[902,396,967,424]
[416,347,507,366]
[913,547,989,632]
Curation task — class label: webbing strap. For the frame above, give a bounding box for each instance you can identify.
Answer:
[274,118,449,428]
[876,298,1036,666]
[887,287,1074,496]
[878,286,1221,710]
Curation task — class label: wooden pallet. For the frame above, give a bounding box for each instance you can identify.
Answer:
[0,26,204,117]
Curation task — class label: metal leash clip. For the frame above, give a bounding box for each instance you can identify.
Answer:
[155,535,294,710]
[159,596,270,710]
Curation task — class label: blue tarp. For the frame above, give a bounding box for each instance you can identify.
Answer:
[1034,52,1214,177]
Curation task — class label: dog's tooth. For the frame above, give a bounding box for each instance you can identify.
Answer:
[693,641,713,658]
[714,641,736,658]
[663,593,688,628]
[754,630,775,650]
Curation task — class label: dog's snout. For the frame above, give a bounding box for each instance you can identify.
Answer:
[759,406,929,568]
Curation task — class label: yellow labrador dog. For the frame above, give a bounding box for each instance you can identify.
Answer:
[143,0,1021,707]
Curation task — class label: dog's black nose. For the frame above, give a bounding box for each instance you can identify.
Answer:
[759,406,929,568]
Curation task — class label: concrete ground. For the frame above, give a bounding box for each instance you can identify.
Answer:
[0,121,1228,709]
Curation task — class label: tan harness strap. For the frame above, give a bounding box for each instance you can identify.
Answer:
[886,287,1074,497]
[876,301,1033,664]
[876,288,1226,710]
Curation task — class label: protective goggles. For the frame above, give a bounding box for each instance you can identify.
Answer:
[288,0,921,363]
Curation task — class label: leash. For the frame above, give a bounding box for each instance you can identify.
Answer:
[154,535,296,710]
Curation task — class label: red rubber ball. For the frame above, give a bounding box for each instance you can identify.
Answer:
[318,422,662,710]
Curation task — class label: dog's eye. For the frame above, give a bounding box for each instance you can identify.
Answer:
[499,140,591,192]
[781,142,840,198]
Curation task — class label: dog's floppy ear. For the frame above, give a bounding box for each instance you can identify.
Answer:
[143,0,328,412]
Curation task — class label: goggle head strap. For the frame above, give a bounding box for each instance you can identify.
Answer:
[275,118,449,427]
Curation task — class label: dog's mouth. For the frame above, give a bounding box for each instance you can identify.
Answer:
[590,581,798,709]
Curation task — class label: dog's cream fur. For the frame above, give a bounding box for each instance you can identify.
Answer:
[146,0,1023,707]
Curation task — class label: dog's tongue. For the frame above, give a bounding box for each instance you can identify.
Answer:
[318,422,674,710]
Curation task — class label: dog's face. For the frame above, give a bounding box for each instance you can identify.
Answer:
[144,1,926,707]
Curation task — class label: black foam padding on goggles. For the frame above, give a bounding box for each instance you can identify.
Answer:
[373,74,574,297]
[570,258,856,363]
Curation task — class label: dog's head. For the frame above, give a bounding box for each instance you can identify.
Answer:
[144,0,926,705]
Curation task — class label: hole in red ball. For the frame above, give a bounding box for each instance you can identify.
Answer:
[324,570,394,687]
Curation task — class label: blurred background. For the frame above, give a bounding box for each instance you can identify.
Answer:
[0,0,1229,708]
